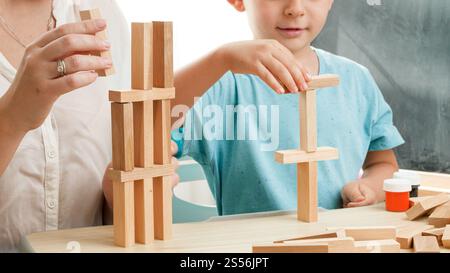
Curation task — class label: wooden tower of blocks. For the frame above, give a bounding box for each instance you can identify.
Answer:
[106,21,175,247]
[275,75,340,223]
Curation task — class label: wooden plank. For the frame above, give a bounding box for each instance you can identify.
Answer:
[275,147,339,164]
[253,243,329,253]
[406,193,450,220]
[443,225,450,249]
[107,165,175,182]
[109,88,176,103]
[396,224,434,249]
[284,237,355,253]
[132,22,154,245]
[113,181,135,247]
[153,21,174,240]
[413,235,440,253]
[131,23,153,89]
[306,74,340,90]
[297,162,318,222]
[327,226,397,241]
[428,202,450,228]
[111,102,135,247]
[79,9,115,76]
[153,21,174,88]
[273,231,339,243]
[354,240,400,253]
[299,89,317,152]
[422,227,445,246]
[111,103,134,171]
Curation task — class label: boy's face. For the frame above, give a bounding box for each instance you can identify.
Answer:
[228,0,334,53]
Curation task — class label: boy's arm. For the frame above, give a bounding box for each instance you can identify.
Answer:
[341,149,399,208]
[173,40,311,110]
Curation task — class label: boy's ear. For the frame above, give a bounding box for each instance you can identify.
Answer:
[227,0,246,12]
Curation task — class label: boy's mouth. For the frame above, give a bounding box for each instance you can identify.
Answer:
[276,27,306,38]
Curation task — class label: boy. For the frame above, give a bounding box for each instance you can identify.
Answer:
[172,0,404,215]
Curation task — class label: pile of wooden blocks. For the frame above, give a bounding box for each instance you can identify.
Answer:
[275,75,340,223]
[253,227,401,253]
[403,193,450,252]
[83,7,177,248]
[252,194,450,253]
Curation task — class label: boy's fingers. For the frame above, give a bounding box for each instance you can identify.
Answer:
[271,50,304,92]
[256,63,285,94]
[346,188,365,203]
[262,57,298,93]
[34,19,107,48]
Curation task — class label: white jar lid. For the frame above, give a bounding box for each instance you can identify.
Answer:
[383,179,412,193]
[393,171,421,186]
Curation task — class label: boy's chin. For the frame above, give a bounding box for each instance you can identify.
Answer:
[278,39,312,54]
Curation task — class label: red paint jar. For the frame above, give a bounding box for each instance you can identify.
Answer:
[383,179,412,212]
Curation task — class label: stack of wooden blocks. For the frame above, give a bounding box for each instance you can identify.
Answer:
[275,74,340,222]
[83,13,176,248]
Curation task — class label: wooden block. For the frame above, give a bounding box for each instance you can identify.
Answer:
[131,22,154,244]
[152,21,174,240]
[107,165,175,182]
[419,186,450,197]
[109,88,176,103]
[327,226,397,241]
[111,103,134,171]
[113,180,135,247]
[413,235,440,253]
[79,9,115,76]
[428,202,450,228]
[273,231,339,243]
[405,193,449,220]
[153,21,173,88]
[443,225,450,248]
[275,147,339,164]
[409,196,430,207]
[284,237,355,253]
[300,89,317,152]
[253,243,329,253]
[297,162,318,222]
[354,240,400,253]
[132,23,153,89]
[396,224,434,249]
[306,74,340,91]
[422,227,445,246]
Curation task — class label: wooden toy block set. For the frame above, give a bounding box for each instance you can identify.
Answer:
[253,195,450,253]
[81,9,450,252]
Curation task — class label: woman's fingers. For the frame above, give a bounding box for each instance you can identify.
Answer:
[33,19,107,48]
[47,71,98,96]
[42,34,110,61]
[48,55,112,79]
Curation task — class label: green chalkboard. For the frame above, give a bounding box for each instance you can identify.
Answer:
[314,0,450,172]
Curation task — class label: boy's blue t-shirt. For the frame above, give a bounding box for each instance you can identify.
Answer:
[173,48,404,215]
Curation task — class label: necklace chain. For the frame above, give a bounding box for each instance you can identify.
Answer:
[0,0,55,48]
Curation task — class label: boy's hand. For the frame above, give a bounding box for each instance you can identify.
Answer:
[218,39,311,94]
[341,179,378,208]
[102,140,180,210]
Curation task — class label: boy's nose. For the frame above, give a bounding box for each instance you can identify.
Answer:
[284,0,306,17]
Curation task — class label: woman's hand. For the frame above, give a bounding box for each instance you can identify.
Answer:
[0,19,113,134]
[218,39,311,94]
[102,141,181,210]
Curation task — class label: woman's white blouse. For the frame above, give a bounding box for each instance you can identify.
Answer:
[0,0,131,252]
